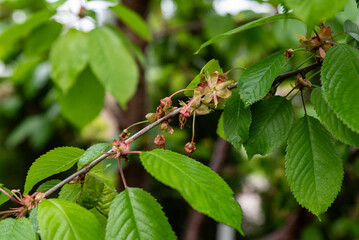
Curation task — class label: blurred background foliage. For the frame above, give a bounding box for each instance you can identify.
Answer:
[0,0,359,239]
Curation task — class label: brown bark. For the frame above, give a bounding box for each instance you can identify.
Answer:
[114,0,151,190]
[259,208,313,240]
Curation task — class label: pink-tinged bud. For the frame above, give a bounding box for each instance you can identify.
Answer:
[118,140,129,153]
[184,142,196,154]
[167,126,174,135]
[160,97,172,107]
[154,134,165,146]
[112,139,120,152]
[159,121,169,132]
[156,106,165,117]
[180,107,191,117]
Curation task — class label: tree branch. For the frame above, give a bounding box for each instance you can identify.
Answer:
[44,108,181,197]
[43,62,322,198]
[273,61,322,86]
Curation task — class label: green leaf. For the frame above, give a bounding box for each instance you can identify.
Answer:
[80,173,116,216]
[89,208,107,239]
[38,199,103,240]
[25,20,62,57]
[6,115,51,149]
[106,188,176,240]
[59,183,82,202]
[311,88,359,147]
[36,179,61,192]
[140,149,243,234]
[89,26,138,108]
[0,185,10,207]
[344,19,359,42]
[0,9,54,60]
[195,13,295,54]
[59,68,105,128]
[321,44,359,133]
[29,207,40,235]
[24,147,84,193]
[11,55,43,83]
[50,29,88,91]
[223,90,251,149]
[216,113,225,139]
[78,143,111,169]
[110,4,151,41]
[244,96,294,159]
[284,0,349,27]
[0,218,36,240]
[238,50,288,107]
[185,59,223,96]
[285,116,343,216]
[108,26,146,67]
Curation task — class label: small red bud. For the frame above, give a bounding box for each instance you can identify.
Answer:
[180,107,191,117]
[154,134,165,147]
[184,142,196,154]
[160,97,172,107]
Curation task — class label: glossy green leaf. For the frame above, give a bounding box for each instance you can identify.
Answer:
[24,147,84,193]
[223,90,251,149]
[25,20,62,56]
[140,149,243,234]
[78,143,111,169]
[285,116,343,216]
[195,13,295,54]
[0,218,36,240]
[0,9,54,60]
[38,199,103,240]
[238,50,287,107]
[311,88,359,147]
[110,4,151,41]
[185,59,223,96]
[284,0,348,27]
[106,188,176,240]
[321,44,359,133]
[59,183,82,202]
[59,68,105,128]
[344,19,359,41]
[80,173,116,216]
[89,26,138,108]
[36,179,61,192]
[244,96,294,159]
[50,29,88,91]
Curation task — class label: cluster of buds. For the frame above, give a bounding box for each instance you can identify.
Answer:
[146,105,176,148]
[108,136,133,161]
[0,188,45,219]
[145,70,234,154]
[296,24,336,59]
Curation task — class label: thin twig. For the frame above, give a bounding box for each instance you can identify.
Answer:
[43,62,322,198]
[118,158,128,189]
[301,89,307,115]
